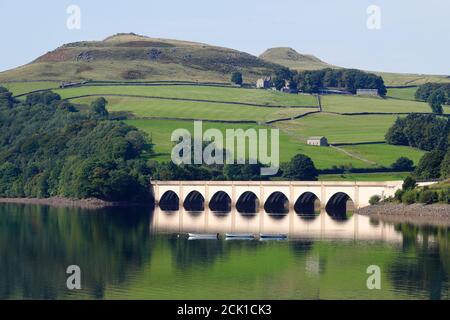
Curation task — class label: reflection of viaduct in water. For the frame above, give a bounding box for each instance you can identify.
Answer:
[152,181,403,216]
[151,207,403,242]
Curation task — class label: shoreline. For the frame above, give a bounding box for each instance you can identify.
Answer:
[358,203,450,227]
[0,197,150,209]
[1,198,449,227]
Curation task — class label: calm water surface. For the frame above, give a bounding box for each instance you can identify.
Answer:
[0,203,448,300]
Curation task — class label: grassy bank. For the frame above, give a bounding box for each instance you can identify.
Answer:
[319,172,410,181]
[55,85,318,107]
[71,96,312,122]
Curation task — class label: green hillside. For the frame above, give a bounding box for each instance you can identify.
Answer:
[1,80,432,180]
[376,71,450,87]
[53,85,318,107]
[125,119,371,169]
[259,47,334,71]
[387,87,418,100]
[274,113,397,143]
[71,95,312,122]
[0,33,282,83]
[1,81,60,96]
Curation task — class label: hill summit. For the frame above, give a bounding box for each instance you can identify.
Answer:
[0,33,282,82]
[259,47,335,71]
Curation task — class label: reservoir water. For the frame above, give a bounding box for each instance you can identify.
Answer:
[0,203,448,300]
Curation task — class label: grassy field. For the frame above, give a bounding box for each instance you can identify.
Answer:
[321,94,444,114]
[386,87,418,101]
[340,143,425,167]
[126,119,371,169]
[319,172,410,181]
[67,86,430,174]
[375,71,450,86]
[0,81,60,96]
[71,96,313,122]
[274,113,397,143]
[55,85,318,107]
[2,81,431,180]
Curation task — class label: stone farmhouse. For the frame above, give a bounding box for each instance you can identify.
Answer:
[307,136,329,147]
[256,76,271,89]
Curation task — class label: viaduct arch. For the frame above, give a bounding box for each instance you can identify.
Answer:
[154,180,402,214]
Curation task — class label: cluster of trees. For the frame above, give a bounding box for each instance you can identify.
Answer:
[385,114,449,151]
[391,157,414,171]
[268,67,387,95]
[370,176,449,206]
[271,68,297,91]
[0,88,153,201]
[415,83,450,114]
[149,153,318,181]
[385,114,450,180]
[394,177,449,205]
[296,68,386,95]
[0,86,15,107]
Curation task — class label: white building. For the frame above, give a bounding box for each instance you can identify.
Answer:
[356,89,379,96]
[256,77,271,89]
[307,136,328,147]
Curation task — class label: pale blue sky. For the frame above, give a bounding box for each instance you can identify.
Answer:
[0,0,448,74]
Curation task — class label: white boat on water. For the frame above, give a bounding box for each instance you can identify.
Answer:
[259,233,288,239]
[225,233,255,239]
[188,233,219,240]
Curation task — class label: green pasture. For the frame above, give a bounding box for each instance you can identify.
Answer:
[321,94,441,114]
[274,113,397,144]
[126,119,370,169]
[386,87,418,101]
[55,85,318,107]
[1,81,60,96]
[375,71,450,87]
[340,143,425,167]
[2,82,430,179]
[71,96,311,122]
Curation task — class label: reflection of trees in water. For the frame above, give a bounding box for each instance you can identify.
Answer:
[169,238,226,271]
[388,224,449,300]
[0,204,153,299]
[289,241,326,276]
[289,240,314,256]
[170,239,291,271]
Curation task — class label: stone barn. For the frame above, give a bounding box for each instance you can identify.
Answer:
[307,136,329,147]
[356,89,379,96]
